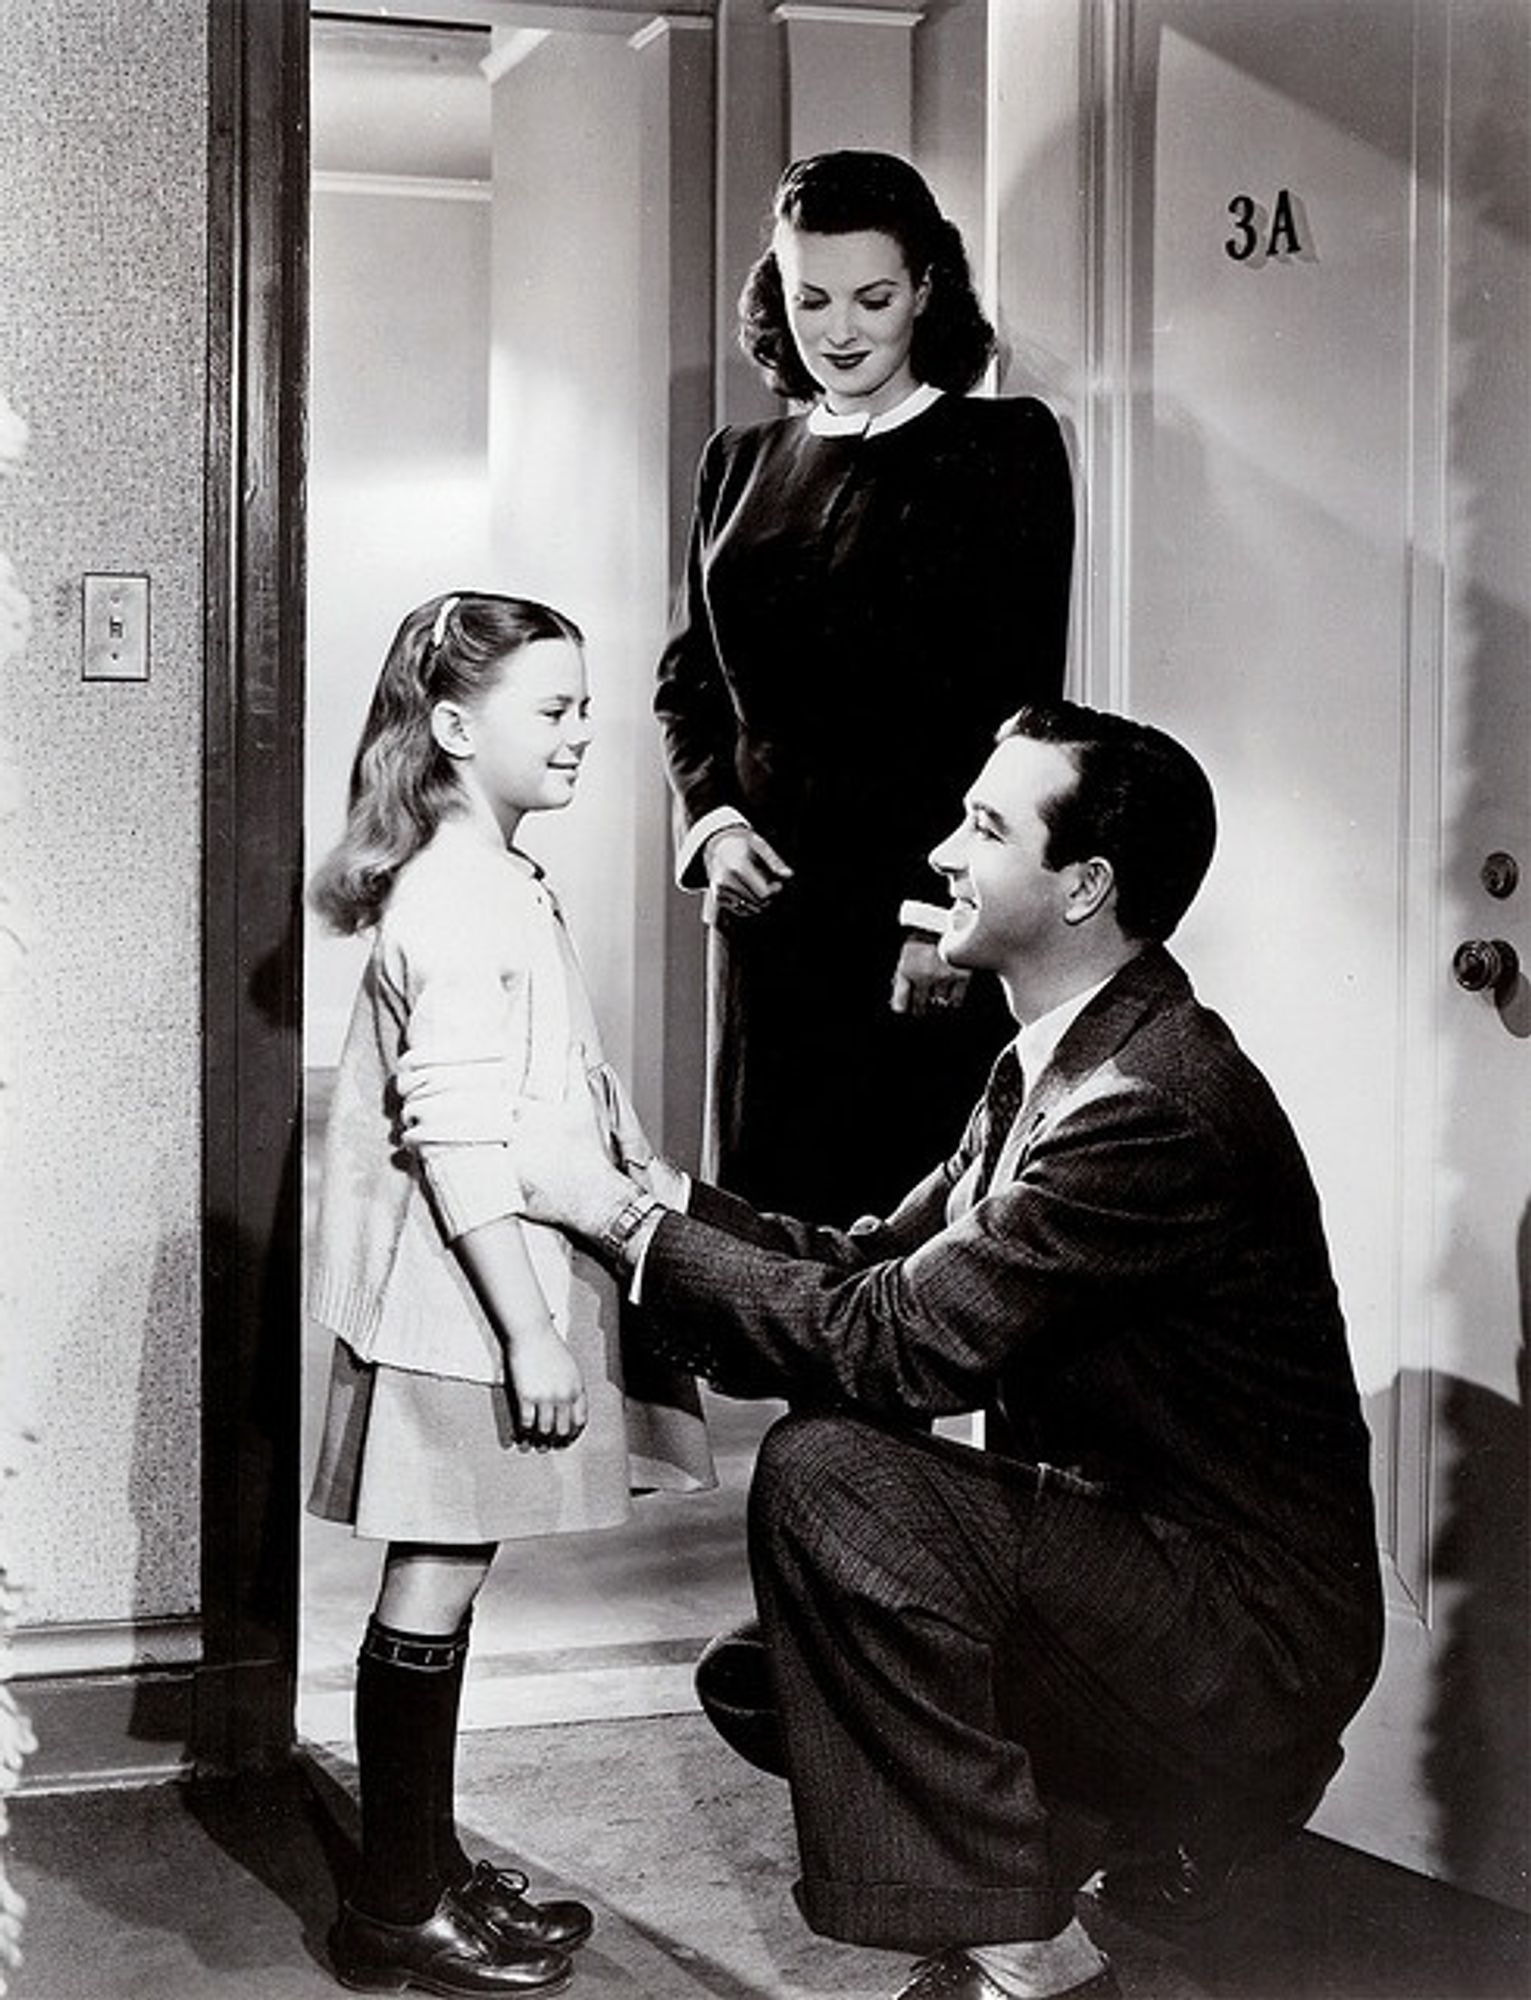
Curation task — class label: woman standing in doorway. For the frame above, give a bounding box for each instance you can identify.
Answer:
[656,150,1074,1223]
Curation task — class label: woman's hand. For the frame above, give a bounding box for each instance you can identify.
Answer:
[890,934,970,1017]
[503,1325,588,1447]
[703,825,793,919]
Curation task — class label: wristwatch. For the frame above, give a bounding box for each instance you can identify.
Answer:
[598,1190,664,1263]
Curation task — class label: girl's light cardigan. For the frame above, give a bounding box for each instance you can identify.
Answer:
[306,815,634,1385]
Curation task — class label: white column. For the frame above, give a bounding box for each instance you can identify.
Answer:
[772,3,922,160]
[988,0,1097,703]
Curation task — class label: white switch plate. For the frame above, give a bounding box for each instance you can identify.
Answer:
[83,573,149,681]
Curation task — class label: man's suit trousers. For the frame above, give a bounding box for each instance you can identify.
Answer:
[748,1412,1335,1952]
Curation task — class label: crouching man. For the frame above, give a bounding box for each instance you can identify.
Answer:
[409,702,1383,2000]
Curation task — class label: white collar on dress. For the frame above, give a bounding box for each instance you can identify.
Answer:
[806,381,944,438]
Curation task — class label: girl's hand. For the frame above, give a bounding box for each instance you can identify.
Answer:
[703,825,793,919]
[890,933,970,1016]
[504,1327,587,1448]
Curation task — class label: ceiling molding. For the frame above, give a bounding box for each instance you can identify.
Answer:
[312,169,492,201]
[311,0,712,29]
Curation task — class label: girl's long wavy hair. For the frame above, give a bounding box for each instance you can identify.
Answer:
[309,591,584,935]
[739,149,996,402]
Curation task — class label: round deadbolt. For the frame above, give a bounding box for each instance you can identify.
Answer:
[1481,852,1519,899]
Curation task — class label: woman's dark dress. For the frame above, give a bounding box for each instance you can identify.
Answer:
[656,392,1074,1223]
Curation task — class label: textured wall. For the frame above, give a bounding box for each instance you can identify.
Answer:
[0,0,207,1634]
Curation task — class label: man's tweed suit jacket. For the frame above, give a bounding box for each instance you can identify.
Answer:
[640,944,1383,1808]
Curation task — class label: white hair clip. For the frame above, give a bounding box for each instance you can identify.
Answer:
[430,595,461,650]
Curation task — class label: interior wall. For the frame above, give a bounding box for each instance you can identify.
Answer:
[0,0,207,1661]
[305,21,494,1067]
[988,0,1092,695]
[715,0,787,428]
[912,0,990,292]
[991,0,1530,1908]
[987,0,1091,412]
[305,184,493,1065]
[485,27,697,1141]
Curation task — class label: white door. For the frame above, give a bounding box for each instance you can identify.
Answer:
[994,0,1529,1906]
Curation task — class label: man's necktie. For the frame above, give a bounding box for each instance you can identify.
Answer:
[976,1046,1027,1194]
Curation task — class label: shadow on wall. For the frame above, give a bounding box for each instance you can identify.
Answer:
[1423,0,1531,1915]
[1422,1184,1531,1906]
[1361,1354,1530,1913]
[128,910,304,1768]
[1421,1335,1531,1904]
[121,1223,203,1758]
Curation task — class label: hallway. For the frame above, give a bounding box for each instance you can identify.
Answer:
[19,1295,1525,1997]
[10,1730,1527,2000]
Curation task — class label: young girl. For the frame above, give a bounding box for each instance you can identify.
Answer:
[307,592,714,1997]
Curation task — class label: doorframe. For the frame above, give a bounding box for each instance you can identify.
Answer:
[197,0,309,1775]
[197,0,723,1775]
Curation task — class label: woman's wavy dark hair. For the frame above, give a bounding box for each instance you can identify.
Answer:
[309,591,584,935]
[738,150,996,401]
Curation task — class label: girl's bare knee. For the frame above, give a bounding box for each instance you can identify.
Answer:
[376,1540,496,1635]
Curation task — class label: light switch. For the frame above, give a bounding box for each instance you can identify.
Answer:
[83,573,149,681]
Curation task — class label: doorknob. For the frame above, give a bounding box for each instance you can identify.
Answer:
[1452,938,1519,993]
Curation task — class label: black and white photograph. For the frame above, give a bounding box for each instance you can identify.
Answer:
[0,3,1526,1997]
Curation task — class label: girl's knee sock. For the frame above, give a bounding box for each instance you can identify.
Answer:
[432,1615,475,1892]
[351,1614,473,1924]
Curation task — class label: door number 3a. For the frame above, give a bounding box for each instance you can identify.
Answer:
[1225,189,1308,263]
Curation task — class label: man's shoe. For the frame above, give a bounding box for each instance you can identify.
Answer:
[1093,1823,1292,1934]
[453,1862,593,1952]
[328,1888,573,1994]
[893,1949,1120,2000]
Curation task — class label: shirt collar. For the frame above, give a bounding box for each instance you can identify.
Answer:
[806,381,943,439]
[1014,975,1114,1090]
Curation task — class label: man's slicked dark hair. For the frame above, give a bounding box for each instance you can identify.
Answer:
[997,702,1217,942]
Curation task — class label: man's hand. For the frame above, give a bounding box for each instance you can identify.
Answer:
[703,825,793,919]
[509,1091,636,1241]
[890,934,970,1016]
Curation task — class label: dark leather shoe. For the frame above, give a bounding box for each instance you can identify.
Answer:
[1094,1816,1302,1934]
[329,1888,572,1994]
[453,1862,593,1952]
[694,1618,787,1777]
[1095,1837,1236,1930]
[893,1950,1119,2000]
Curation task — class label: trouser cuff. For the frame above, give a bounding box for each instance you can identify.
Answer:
[795,1875,1071,1952]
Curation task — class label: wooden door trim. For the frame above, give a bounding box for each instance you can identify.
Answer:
[1080,0,1136,714]
[198,0,309,1774]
